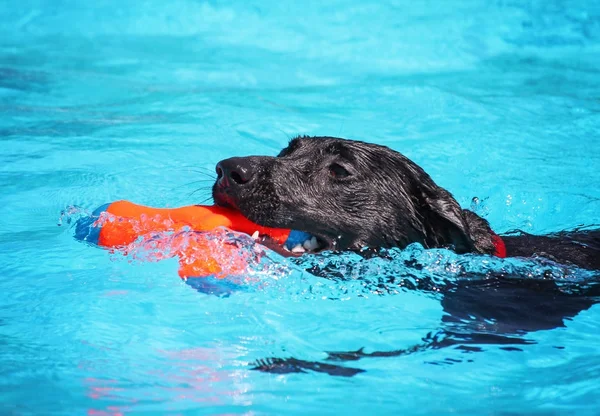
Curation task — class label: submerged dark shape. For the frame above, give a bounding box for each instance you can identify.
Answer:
[251,265,600,376]
[211,135,600,375]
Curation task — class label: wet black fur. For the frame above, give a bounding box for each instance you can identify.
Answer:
[213,136,600,269]
[212,136,600,376]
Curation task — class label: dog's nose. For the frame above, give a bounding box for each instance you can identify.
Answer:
[215,157,255,186]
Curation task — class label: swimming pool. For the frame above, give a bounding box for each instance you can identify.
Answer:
[1,0,600,414]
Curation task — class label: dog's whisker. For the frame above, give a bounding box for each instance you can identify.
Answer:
[180,179,214,185]
[170,180,214,192]
[192,166,217,174]
[187,187,209,196]
[196,195,214,204]
[177,166,217,179]
[191,172,217,180]
[187,187,213,200]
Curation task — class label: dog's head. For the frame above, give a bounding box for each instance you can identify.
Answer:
[212,136,495,255]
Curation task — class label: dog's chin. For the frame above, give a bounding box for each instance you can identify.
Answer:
[212,194,333,257]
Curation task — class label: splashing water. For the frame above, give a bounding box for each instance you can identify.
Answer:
[57,205,91,227]
[271,244,600,301]
[62,203,600,301]
[62,205,296,292]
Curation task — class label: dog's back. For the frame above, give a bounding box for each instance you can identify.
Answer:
[503,228,600,270]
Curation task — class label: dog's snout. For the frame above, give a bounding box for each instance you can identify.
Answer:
[215,157,255,186]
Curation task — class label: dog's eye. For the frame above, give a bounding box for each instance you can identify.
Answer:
[329,163,351,179]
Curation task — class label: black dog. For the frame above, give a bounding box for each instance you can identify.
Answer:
[213,136,600,269]
[213,136,600,376]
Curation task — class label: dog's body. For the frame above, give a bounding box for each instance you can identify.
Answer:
[212,136,600,376]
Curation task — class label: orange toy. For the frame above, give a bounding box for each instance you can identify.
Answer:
[75,200,293,278]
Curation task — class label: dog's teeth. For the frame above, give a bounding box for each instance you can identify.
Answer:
[310,237,321,250]
[251,231,259,240]
[303,236,320,251]
[291,244,306,253]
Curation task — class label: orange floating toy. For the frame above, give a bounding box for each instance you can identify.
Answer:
[75,200,297,278]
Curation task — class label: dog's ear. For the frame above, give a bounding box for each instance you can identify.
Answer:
[419,187,476,253]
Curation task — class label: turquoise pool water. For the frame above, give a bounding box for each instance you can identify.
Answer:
[2,0,600,414]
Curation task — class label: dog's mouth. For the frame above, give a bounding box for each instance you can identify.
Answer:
[213,183,337,256]
[213,193,330,256]
[249,227,331,258]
